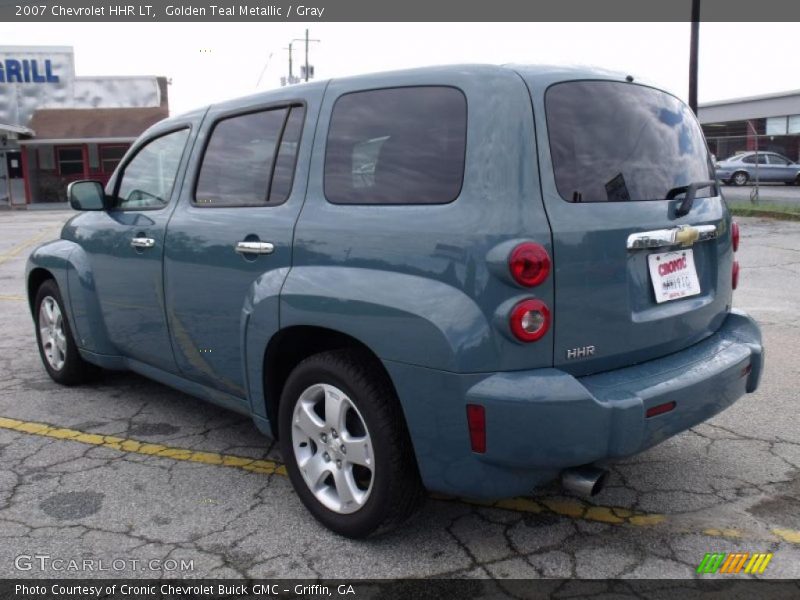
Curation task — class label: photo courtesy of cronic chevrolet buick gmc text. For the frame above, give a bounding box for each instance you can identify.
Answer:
[27,65,764,538]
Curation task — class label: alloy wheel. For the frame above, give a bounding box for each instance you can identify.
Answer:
[38,296,66,371]
[291,383,374,514]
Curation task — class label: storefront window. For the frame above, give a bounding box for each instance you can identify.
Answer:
[100,145,128,174]
[766,117,788,135]
[56,147,84,176]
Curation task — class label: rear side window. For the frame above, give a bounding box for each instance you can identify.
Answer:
[741,154,767,165]
[546,81,714,203]
[195,105,305,207]
[324,86,467,205]
[269,106,305,204]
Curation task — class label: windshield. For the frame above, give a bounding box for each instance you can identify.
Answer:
[546,81,714,203]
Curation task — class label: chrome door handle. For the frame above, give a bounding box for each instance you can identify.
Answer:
[235,241,274,255]
[130,237,155,249]
[626,224,718,250]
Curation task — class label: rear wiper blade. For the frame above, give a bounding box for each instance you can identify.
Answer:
[667,179,717,217]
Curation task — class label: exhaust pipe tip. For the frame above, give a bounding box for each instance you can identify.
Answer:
[561,465,609,497]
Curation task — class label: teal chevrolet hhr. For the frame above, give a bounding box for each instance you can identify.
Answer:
[27,65,764,538]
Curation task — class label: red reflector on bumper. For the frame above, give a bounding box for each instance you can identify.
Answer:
[646,401,676,418]
[466,404,486,453]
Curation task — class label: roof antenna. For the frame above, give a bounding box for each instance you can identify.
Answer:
[625,75,634,83]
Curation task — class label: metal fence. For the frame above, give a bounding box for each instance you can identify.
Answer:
[705,132,800,204]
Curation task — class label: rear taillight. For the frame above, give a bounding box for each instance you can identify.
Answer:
[732,260,740,290]
[509,298,550,342]
[466,404,486,453]
[509,243,550,287]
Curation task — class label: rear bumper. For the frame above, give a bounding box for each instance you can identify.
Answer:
[387,310,763,498]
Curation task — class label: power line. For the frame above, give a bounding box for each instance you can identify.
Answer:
[255,52,274,89]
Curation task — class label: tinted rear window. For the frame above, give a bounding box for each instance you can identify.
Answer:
[196,107,290,207]
[324,86,467,205]
[546,81,713,203]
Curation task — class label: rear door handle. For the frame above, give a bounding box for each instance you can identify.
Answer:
[235,241,274,255]
[130,237,155,249]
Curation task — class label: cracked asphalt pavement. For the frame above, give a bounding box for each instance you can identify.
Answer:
[0,210,799,580]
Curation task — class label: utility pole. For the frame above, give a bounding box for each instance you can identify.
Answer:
[285,42,294,82]
[305,29,310,82]
[688,0,700,114]
[292,31,319,82]
[283,31,319,86]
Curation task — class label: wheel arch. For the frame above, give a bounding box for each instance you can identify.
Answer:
[261,325,398,440]
[27,239,117,356]
[732,170,750,184]
[27,267,56,313]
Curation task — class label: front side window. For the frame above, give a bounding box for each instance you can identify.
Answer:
[324,86,467,205]
[546,81,714,203]
[195,105,305,207]
[115,129,189,210]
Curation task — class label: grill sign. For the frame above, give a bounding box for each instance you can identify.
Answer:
[0,59,59,84]
[647,249,701,303]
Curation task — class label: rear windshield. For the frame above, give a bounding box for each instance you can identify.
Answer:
[546,81,713,203]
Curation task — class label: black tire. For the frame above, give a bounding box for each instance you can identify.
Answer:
[33,279,95,385]
[732,171,749,186]
[278,348,425,538]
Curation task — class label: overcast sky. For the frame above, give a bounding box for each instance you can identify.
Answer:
[0,22,795,115]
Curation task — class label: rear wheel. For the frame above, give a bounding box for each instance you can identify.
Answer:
[278,349,424,538]
[34,279,94,385]
[732,171,749,186]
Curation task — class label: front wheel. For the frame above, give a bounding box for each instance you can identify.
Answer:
[278,349,425,538]
[34,279,95,385]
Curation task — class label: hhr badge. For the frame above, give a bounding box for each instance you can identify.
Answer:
[566,345,595,360]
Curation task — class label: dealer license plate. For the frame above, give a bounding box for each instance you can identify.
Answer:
[647,249,701,303]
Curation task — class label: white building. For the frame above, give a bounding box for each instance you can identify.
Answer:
[0,46,169,207]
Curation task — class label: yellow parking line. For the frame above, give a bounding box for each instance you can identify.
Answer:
[0,415,667,525]
[773,529,800,544]
[0,416,286,476]
[442,494,668,526]
[1,414,799,545]
[0,228,59,267]
[0,294,25,302]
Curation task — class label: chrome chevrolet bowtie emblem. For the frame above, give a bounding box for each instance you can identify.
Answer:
[675,225,700,247]
[626,223,719,250]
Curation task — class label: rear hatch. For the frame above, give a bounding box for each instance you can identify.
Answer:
[523,77,733,377]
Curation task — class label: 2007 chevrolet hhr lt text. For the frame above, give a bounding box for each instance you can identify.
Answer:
[27,65,764,538]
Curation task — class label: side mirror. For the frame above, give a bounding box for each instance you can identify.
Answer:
[67,180,108,211]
